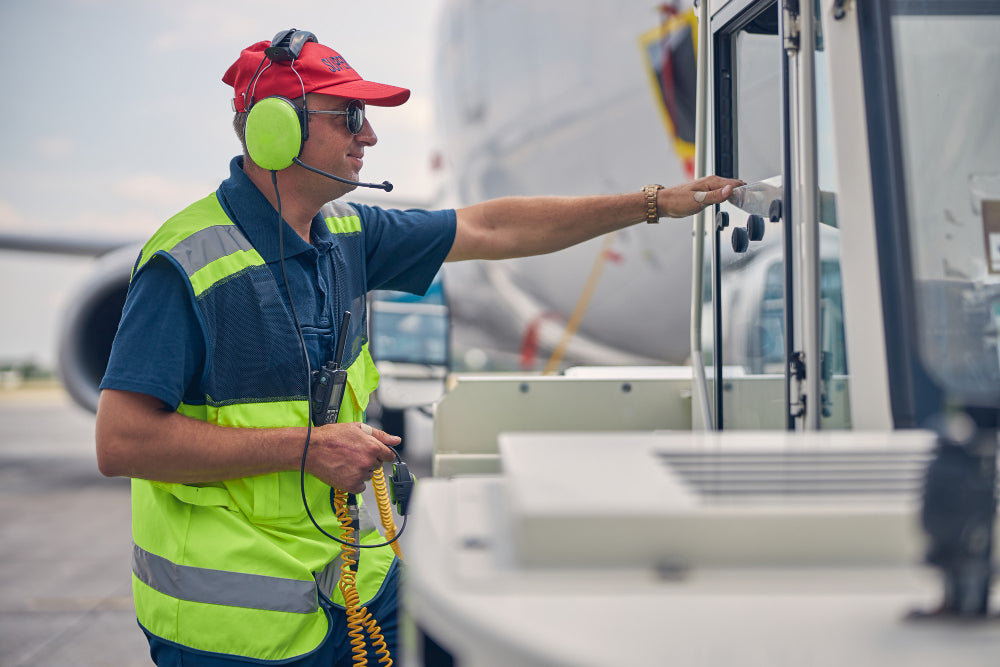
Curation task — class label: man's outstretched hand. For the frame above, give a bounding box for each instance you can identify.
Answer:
[659,175,746,218]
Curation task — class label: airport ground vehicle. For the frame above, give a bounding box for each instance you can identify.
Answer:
[404,1,1000,664]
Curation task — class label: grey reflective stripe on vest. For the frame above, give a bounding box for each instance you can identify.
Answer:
[132,543,318,614]
[168,224,255,277]
[313,554,344,601]
[320,200,358,220]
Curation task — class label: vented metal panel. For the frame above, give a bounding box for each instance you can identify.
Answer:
[656,449,932,501]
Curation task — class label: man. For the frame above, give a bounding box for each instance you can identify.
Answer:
[95,30,741,666]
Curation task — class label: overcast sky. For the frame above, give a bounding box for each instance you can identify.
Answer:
[0,0,445,368]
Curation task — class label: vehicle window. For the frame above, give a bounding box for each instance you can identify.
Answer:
[712,0,849,428]
[891,8,1000,407]
[714,8,787,429]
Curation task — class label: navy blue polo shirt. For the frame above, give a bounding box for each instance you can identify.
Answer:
[101,156,456,410]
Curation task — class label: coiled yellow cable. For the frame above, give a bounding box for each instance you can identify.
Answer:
[334,489,393,667]
[370,467,404,560]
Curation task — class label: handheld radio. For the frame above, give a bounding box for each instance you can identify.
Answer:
[311,310,351,426]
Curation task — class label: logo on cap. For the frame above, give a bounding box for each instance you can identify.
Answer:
[322,56,352,73]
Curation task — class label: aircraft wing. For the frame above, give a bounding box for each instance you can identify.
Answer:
[0,231,142,258]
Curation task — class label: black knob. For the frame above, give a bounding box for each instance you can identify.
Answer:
[768,199,782,222]
[715,210,729,230]
[731,226,749,253]
[746,214,765,242]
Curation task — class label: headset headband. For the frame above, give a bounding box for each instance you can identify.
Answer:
[264,29,317,62]
[244,29,317,114]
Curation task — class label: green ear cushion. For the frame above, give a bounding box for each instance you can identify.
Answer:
[245,97,303,170]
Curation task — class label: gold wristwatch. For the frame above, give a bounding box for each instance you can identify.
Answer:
[643,184,664,224]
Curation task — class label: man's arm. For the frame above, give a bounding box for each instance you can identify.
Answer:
[446,175,742,262]
[95,389,399,493]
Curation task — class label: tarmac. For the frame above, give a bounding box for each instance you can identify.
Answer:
[0,384,149,666]
[0,383,435,666]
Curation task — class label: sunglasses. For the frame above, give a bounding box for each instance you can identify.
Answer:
[306,100,366,135]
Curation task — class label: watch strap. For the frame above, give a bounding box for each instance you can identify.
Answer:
[643,184,664,224]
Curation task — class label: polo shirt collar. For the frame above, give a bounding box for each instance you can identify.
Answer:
[216,156,336,262]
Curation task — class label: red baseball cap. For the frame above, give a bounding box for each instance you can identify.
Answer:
[223,38,410,112]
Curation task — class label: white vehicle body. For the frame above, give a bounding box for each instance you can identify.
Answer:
[406,0,1000,664]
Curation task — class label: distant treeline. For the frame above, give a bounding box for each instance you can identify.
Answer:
[0,360,54,381]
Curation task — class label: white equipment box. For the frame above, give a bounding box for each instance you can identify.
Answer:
[404,431,1000,666]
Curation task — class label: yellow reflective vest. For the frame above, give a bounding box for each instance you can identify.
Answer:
[128,194,396,661]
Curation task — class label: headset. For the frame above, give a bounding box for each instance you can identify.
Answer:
[242,29,393,191]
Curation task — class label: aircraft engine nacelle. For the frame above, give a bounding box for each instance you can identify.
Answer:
[57,245,137,413]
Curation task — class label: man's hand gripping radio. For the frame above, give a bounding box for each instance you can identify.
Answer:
[311,311,414,516]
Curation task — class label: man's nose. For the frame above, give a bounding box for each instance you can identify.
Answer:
[357,118,377,147]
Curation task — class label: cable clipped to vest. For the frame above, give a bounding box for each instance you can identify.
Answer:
[269,171,409,552]
[272,172,405,663]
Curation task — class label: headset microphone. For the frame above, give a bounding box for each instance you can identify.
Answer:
[291,157,393,192]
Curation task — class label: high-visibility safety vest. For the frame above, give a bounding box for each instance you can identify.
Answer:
[128,193,395,661]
